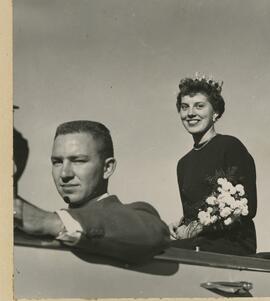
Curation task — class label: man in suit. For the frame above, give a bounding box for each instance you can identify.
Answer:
[14,120,170,263]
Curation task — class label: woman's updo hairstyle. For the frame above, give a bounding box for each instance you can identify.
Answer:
[176,75,225,119]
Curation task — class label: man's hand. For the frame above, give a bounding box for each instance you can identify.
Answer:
[14,196,23,228]
[14,196,64,237]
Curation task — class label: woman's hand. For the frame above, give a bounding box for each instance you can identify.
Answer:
[168,220,181,240]
[184,221,203,238]
[169,220,204,240]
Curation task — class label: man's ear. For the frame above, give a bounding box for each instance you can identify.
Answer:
[103,157,117,180]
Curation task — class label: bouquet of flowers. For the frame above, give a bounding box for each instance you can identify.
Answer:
[169,168,249,240]
[198,177,249,229]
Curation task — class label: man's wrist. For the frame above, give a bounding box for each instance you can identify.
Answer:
[55,210,83,245]
[41,212,65,237]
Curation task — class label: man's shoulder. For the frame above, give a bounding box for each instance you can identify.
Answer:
[69,195,160,218]
[125,201,161,217]
[99,194,121,205]
[102,195,161,217]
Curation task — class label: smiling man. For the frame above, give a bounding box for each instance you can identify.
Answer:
[14,120,170,263]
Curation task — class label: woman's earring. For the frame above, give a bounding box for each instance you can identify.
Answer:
[213,114,218,122]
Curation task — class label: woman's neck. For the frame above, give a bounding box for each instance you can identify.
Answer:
[193,126,217,146]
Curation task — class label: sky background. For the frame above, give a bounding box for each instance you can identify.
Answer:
[13,0,270,297]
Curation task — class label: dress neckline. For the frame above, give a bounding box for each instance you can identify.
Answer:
[193,134,220,151]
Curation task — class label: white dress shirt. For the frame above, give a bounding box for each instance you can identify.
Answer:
[55,193,109,245]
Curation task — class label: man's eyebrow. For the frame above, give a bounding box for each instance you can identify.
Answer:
[69,155,89,159]
[51,155,89,160]
[51,156,62,161]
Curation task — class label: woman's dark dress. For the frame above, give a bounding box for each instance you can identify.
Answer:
[172,134,257,255]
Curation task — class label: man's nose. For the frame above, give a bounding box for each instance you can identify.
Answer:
[60,162,74,182]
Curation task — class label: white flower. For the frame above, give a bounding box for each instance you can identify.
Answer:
[242,207,249,216]
[220,207,232,218]
[235,184,245,196]
[206,196,216,205]
[230,201,238,209]
[198,211,211,226]
[217,178,234,193]
[228,186,237,195]
[217,187,224,193]
[198,210,208,220]
[234,200,243,209]
[224,217,233,225]
[210,215,218,223]
[204,218,212,226]
[207,207,213,213]
[218,201,226,209]
[218,191,231,199]
[222,181,233,192]
[217,178,226,185]
[223,196,235,206]
[240,198,248,206]
[235,184,244,191]
[233,208,242,216]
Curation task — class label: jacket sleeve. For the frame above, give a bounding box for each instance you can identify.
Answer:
[66,199,170,263]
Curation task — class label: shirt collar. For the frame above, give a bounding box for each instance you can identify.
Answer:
[94,192,109,202]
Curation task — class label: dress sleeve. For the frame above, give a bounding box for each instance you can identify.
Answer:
[224,137,257,219]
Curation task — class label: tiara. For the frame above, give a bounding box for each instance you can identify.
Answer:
[180,72,224,93]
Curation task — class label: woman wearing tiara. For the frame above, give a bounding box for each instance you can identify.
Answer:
[169,75,257,255]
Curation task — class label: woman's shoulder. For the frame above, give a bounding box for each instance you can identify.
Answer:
[177,148,193,167]
[216,134,248,151]
[216,134,256,165]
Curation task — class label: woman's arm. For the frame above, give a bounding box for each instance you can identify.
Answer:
[224,137,257,219]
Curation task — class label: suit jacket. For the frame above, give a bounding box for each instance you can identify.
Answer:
[66,195,170,263]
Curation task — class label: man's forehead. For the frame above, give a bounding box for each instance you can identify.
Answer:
[54,132,94,140]
[52,132,102,153]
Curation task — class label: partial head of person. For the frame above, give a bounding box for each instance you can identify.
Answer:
[13,106,29,196]
[176,74,225,137]
[13,128,29,196]
[51,120,116,207]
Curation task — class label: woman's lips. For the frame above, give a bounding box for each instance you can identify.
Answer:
[186,119,200,125]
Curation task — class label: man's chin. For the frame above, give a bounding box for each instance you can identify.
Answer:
[60,192,100,207]
[62,196,89,208]
[63,196,72,204]
[61,194,82,206]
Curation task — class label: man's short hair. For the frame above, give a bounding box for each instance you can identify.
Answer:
[54,120,114,159]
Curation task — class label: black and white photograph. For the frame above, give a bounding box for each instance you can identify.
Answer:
[12,0,270,299]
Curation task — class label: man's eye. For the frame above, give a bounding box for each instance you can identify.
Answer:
[181,104,188,110]
[52,161,62,166]
[73,159,87,163]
